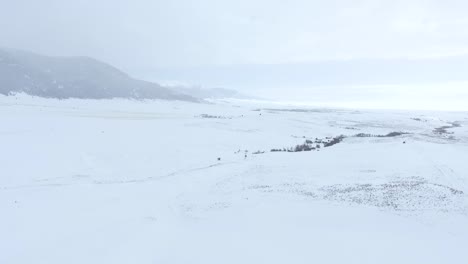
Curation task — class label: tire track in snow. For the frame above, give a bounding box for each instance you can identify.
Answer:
[0,162,238,191]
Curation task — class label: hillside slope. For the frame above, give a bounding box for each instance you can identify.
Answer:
[0,49,196,101]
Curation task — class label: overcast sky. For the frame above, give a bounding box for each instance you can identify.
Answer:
[1,0,468,108]
[2,0,468,67]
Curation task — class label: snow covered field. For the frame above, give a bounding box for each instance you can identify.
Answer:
[1,95,468,263]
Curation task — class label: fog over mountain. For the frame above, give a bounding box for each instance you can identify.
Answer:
[169,85,257,100]
[0,48,196,101]
[148,56,468,110]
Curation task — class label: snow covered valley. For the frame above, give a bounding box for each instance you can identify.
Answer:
[1,95,468,264]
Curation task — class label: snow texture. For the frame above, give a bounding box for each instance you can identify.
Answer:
[1,94,467,263]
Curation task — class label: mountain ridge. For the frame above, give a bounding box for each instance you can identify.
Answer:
[0,48,197,101]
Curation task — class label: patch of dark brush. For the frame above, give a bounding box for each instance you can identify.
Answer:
[344,127,360,130]
[249,185,271,190]
[353,131,410,138]
[433,122,461,135]
[411,117,429,122]
[197,114,236,119]
[262,108,341,113]
[323,135,346,147]
[271,142,319,153]
[319,178,465,212]
[270,135,345,153]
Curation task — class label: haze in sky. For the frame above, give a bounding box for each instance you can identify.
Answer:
[1,0,468,109]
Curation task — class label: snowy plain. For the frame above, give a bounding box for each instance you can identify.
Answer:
[1,94,468,264]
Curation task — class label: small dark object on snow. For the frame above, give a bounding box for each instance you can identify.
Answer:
[403,141,406,144]
[217,157,221,161]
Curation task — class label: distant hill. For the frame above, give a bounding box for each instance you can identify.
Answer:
[170,86,256,100]
[0,48,197,101]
